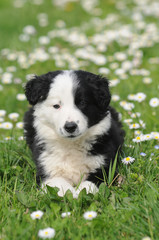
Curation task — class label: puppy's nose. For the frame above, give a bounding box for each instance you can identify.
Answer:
[64,121,77,133]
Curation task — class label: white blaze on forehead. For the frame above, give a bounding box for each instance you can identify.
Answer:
[47,70,77,104]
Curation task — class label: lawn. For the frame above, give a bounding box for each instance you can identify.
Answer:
[0,0,159,239]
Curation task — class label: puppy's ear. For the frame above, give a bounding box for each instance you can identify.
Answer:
[88,75,111,110]
[24,75,52,105]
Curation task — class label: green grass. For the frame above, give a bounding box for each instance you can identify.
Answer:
[0,0,159,239]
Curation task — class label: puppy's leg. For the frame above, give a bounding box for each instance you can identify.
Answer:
[42,177,78,198]
[76,181,98,195]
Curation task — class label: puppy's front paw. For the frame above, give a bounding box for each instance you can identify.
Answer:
[76,181,98,195]
[42,177,78,198]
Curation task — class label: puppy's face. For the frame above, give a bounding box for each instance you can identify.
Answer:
[25,70,111,139]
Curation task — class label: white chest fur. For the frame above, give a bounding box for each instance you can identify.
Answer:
[39,138,104,186]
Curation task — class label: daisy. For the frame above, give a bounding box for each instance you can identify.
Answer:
[18,136,24,141]
[4,136,13,141]
[98,67,110,75]
[38,36,50,45]
[121,156,135,165]
[124,119,133,124]
[38,227,55,239]
[134,130,142,135]
[129,123,140,129]
[142,77,152,84]
[127,94,136,101]
[1,122,13,129]
[16,94,26,101]
[143,134,153,141]
[132,135,144,143]
[142,237,151,240]
[135,92,146,102]
[61,212,71,218]
[149,98,159,107]
[83,211,97,220]
[151,132,159,140]
[30,210,44,220]
[109,79,120,87]
[131,112,141,118]
[8,113,19,121]
[0,110,6,117]
[16,122,24,129]
[112,94,120,102]
[23,25,36,35]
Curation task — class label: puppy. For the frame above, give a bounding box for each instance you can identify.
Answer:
[24,70,124,198]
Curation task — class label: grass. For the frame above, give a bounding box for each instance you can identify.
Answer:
[0,0,159,239]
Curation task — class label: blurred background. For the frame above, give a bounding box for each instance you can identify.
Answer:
[0,0,159,139]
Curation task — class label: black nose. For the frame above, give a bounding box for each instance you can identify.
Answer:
[64,121,77,134]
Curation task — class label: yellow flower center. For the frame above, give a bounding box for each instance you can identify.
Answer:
[136,137,141,140]
[132,124,136,127]
[126,157,130,161]
[88,214,93,218]
[155,136,159,139]
[35,214,40,217]
[45,232,49,235]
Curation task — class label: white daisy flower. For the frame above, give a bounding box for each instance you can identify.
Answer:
[8,113,19,121]
[38,36,50,45]
[142,237,151,240]
[16,122,24,129]
[23,25,36,35]
[38,227,55,239]
[143,134,153,141]
[19,34,30,42]
[121,156,135,165]
[114,52,127,61]
[135,92,146,102]
[139,120,146,128]
[149,98,159,107]
[132,135,144,143]
[131,112,141,118]
[142,77,152,84]
[124,119,133,124]
[0,110,6,117]
[98,67,110,75]
[120,102,135,111]
[16,94,26,101]
[26,73,35,81]
[0,117,4,122]
[4,136,13,141]
[18,136,24,141]
[30,210,44,220]
[151,132,159,140]
[134,130,142,135]
[1,72,13,84]
[83,211,97,220]
[1,122,13,129]
[112,95,120,102]
[61,212,71,218]
[109,79,120,87]
[129,123,140,129]
[127,94,136,101]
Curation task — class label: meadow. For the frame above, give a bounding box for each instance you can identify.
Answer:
[0,0,159,239]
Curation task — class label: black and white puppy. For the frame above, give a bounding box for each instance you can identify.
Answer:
[24,70,124,198]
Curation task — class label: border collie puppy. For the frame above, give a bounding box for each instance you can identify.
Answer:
[24,70,124,198]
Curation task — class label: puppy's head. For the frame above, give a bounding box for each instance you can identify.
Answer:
[25,70,111,139]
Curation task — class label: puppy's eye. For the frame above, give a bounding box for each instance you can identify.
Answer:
[53,104,61,109]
